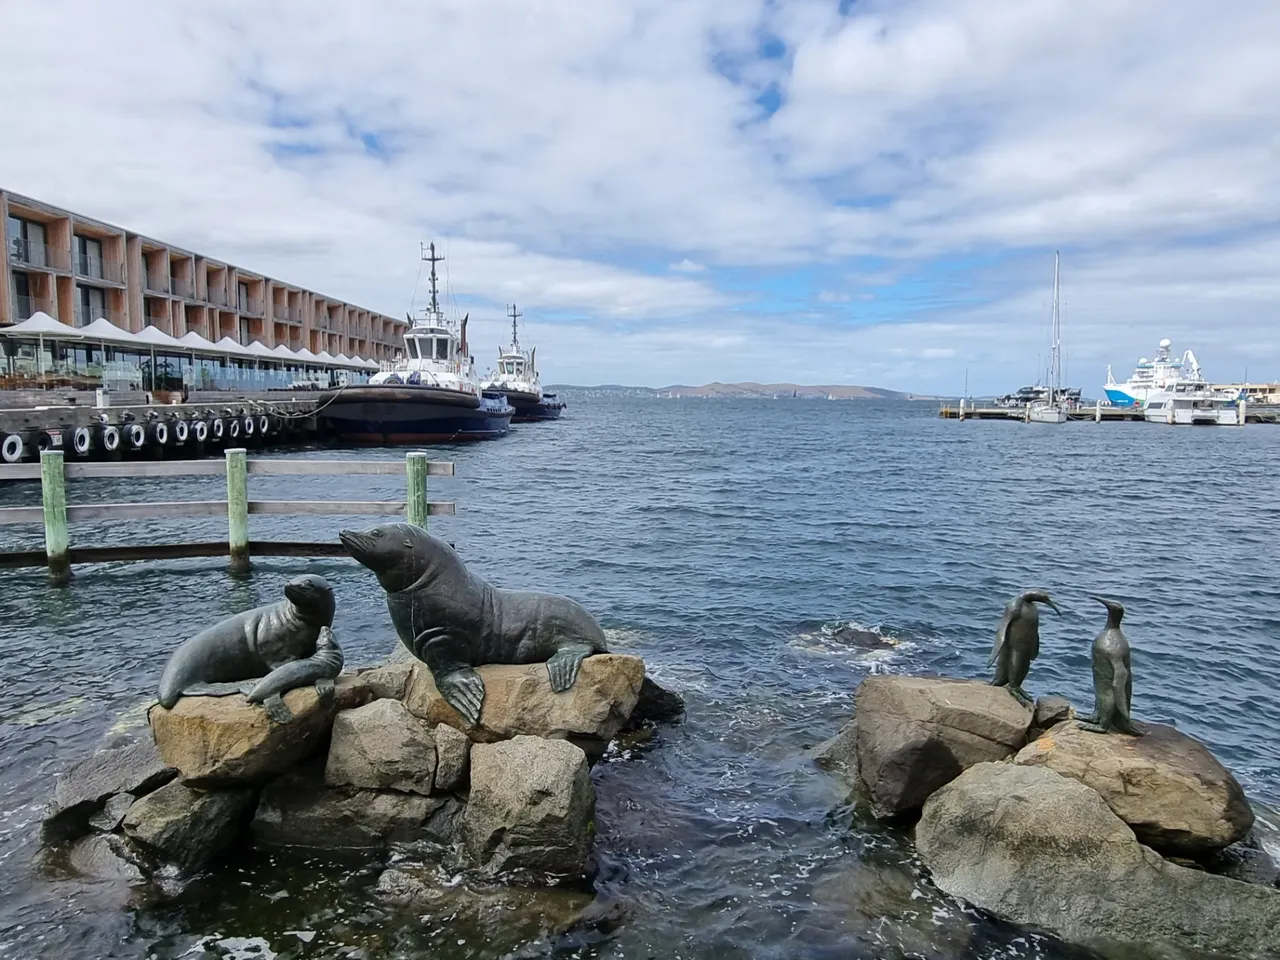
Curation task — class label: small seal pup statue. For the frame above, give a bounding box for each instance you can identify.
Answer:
[243,626,344,723]
[989,590,1060,707]
[339,522,608,726]
[156,574,336,712]
[1078,596,1142,736]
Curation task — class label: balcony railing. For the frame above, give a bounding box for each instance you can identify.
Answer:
[144,273,169,294]
[74,303,127,327]
[239,298,264,317]
[11,294,57,320]
[207,286,228,306]
[75,254,125,285]
[9,238,71,271]
[170,276,195,299]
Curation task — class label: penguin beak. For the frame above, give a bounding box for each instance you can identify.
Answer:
[1044,598,1061,616]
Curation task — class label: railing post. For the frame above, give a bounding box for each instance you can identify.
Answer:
[406,451,429,529]
[1239,397,1247,427]
[41,449,71,585]
[226,448,250,574]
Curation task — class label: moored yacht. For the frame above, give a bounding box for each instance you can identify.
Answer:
[316,243,513,444]
[480,304,566,422]
[1105,339,1210,407]
[1142,383,1241,425]
[1028,251,1068,424]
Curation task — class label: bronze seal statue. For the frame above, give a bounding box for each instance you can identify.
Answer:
[989,590,1059,707]
[1078,596,1142,735]
[339,522,608,726]
[156,574,338,719]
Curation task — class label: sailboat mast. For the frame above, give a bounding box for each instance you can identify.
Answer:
[1051,250,1061,401]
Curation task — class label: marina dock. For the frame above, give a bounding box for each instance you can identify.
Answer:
[939,402,1280,424]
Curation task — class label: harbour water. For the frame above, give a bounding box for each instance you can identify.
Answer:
[1,396,1278,959]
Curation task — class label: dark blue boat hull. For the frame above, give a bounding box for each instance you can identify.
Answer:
[317,386,513,444]
[511,397,566,423]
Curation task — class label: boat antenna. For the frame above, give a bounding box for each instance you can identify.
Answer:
[421,242,444,318]
[508,303,522,351]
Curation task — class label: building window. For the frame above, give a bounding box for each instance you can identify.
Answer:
[7,216,47,267]
[238,282,250,312]
[76,285,106,327]
[75,235,103,279]
[12,271,34,319]
[239,317,251,345]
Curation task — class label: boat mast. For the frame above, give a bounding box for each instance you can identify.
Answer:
[508,303,522,352]
[1050,250,1061,404]
[421,242,444,319]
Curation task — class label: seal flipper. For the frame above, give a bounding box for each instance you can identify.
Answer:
[437,668,485,727]
[546,644,594,693]
[178,680,260,698]
[315,677,335,704]
[261,692,295,724]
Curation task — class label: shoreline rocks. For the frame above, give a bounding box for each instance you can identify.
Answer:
[42,741,175,842]
[1014,720,1254,856]
[853,676,1032,818]
[916,762,1280,959]
[325,699,438,795]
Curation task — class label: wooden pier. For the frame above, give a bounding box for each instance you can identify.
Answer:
[0,449,455,582]
[939,401,1280,424]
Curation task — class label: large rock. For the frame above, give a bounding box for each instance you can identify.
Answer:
[43,741,175,841]
[252,765,458,851]
[403,655,644,749]
[148,688,335,785]
[463,736,594,878]
[625,676,685,727]
[1014,721,1254,855]
[916,763,1280,959]
[122,779,256,871]
[432,723,470,793]
[854,676,1032,818]
[325,699,437,795]
[812,719,859,780]
[66,833,146,883]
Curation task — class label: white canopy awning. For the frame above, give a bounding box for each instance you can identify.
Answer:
[271,344,297,360]
[133,324,186,350]
[82,318,143,346]
[0,311,82,338]
[214,336,255,358]
[315,350,337,364]
[294,347,319,363]
[246,340,277,359]
[178,331,221,353]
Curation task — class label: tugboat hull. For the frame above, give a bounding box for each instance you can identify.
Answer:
[317,386,513,444]
[510,392,567,423]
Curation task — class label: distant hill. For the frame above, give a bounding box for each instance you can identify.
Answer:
[546,382,934,400]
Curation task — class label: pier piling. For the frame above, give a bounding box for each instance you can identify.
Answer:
[406,452,429,529]
[225,448,250,575]
[40,450,70,585]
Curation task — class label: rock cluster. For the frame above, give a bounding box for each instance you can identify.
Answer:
[46,652,675,894]
[815,673,1278,959]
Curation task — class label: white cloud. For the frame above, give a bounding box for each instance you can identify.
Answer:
[1,0,1279,389]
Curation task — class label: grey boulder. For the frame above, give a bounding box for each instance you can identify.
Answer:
[325,699,437,795]
[43,741,175,841]
[463,736,595,879]
[855,676,1032,818]
[432,723,470,793]
[122,779,256,871]
[916,762,1280,959]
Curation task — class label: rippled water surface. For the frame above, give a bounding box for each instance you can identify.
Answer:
[2,397,1278,960]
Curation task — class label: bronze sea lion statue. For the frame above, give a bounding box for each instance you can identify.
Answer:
[339,522,608,727]
[1078,596,1142,735]
[989,590,1060,707]
[156,574,338,721]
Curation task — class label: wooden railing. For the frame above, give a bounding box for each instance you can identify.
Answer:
[0,449,455,583]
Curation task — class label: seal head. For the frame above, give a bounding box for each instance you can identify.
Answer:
[338,524,434,594]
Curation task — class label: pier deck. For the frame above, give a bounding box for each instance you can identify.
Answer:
[939,404,1280,424]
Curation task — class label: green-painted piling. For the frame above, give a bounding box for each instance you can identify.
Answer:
[226,447,249,574]
[41,449,70,584]
[406,451,429,529]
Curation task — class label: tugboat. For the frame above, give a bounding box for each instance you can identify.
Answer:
[316,243,513,444]
[480,304,566,422]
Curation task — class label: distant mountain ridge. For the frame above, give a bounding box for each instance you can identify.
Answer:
[546,382,934,400]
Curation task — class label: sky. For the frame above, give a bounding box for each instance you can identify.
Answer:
[3,0,1279,393]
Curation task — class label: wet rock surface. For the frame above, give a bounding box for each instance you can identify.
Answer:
[325,698,437,795]
[122,780,256,871]
[43,741,175,841]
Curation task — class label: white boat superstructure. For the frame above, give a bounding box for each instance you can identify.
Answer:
[1028,251,1068,424]
[1104,339,1208,407]
[481,304,543,404]
[370,242,480,398]
[1142,383,1241,425]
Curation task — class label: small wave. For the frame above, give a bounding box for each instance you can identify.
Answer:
[791,620,914,665]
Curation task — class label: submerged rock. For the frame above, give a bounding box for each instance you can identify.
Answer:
[854,676,1032,818]
[403,655,644,749]
[148,688,335,785]
[1203,831,1280,887]
[916,762,1280,959]
[66,833,146,884]
[43,741,176,842]
[1014,720,1254,855]
[122,779,256,871]
[325,699,437,795]
[811,719,859,782]
[626,677,685,727]
[252,765,458,851]
[463,736,595,879]
[88,793,136,833]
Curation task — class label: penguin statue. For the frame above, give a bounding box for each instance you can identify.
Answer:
[989,590,1060,707]
[1078,596,1142,736]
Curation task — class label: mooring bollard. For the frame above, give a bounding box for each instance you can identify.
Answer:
[225,447,250,574]
[1239,398,1247,426]
[405,451,429,529]
[1095,399,1102,423]
[40,449,71,585]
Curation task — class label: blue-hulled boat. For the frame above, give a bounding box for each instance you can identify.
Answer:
[317,244,513,444]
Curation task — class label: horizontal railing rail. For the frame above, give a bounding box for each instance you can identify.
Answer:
[0,450,455,582]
